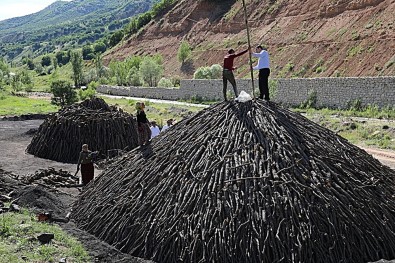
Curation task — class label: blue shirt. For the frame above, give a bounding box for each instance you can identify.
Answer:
[252,50,270,70]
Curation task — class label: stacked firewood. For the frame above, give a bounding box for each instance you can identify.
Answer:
[26,98,138,163]
[72,100,395,263]
[21,167,79,187]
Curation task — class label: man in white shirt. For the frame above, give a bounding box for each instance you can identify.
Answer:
[252,45,271,100]
[150,121,160,138]
[161,119,173,132]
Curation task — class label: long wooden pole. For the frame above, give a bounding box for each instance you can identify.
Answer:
[242,0,255,98]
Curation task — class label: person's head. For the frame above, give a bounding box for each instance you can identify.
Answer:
[135,102,145,111]
[151,121,157,127]
[228,49,235,54]
[82,144,89,152]
[256,45,263,53]
[167,119,173,126]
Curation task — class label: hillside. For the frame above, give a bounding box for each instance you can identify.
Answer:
[0,0,158,59]
[106,0,395,78]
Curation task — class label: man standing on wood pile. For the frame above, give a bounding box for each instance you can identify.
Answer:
[222,47,250,101]
[251,45,271,100]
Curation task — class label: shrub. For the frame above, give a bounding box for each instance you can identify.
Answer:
[210,64,223,79]
[194,66,211,79]
[194,64,223,79]
[158,77,173,87]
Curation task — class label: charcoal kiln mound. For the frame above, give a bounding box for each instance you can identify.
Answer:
[26,98,138,163]
[72,100,395,263]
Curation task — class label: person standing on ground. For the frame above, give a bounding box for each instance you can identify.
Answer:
[77,144,96,185]
[136,102,151,146]
[150,121,160,139]
[222,47,249,101]
[252,45,270,100]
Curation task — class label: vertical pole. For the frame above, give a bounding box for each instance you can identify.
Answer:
[242,0,255,98]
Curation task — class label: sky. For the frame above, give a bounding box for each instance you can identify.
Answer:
[0,0,72,21]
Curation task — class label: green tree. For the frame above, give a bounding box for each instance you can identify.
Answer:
[94,41,107,54]
[41,55,52,67]
[109,31,124,47]
[127,66,142,86]
[139,56,163,87]
[94,53,106,78]
[177,40,191,63]
[50,80,78,106]
[109,60,129,86]
[82,45,94,60]
[70,51,84,88]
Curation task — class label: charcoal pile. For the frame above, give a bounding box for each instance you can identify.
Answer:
[26,98,138,163]
[72,100,395,263]
[21,167,79,187]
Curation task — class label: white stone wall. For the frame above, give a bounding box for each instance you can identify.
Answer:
[97,76,395,109]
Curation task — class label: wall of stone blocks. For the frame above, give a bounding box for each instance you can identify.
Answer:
[97,76,395,109]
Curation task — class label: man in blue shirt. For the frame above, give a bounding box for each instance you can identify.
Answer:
[252,45,270,100]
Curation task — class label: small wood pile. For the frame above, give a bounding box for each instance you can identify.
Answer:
[72,100,395,263]
[26,98,138,163]
[21,167,79,187]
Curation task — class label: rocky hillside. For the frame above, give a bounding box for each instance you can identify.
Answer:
[106,0,395,78]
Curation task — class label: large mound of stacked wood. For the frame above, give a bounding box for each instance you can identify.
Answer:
[26,98,138,163]
[72,100,395,263]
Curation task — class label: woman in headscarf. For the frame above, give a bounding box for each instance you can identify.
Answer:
[136,102,151,146]
[77,144,96,185]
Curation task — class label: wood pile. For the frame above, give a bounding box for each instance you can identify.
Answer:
[21,167,79,187]
[72,100,395,263]
[26,98,138,163]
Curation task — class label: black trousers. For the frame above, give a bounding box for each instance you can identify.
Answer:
[258,68,270,100]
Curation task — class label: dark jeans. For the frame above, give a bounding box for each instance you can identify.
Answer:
[259,68,270,100]
[222,69,239,100]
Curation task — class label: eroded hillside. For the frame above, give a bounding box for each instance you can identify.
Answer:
[106,0,395,78]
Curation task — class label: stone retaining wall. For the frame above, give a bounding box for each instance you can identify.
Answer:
[97,76,395,109]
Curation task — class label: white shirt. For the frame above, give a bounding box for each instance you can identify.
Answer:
[161,125,171,132]
[252,50,270,70]
[150,126,160,138]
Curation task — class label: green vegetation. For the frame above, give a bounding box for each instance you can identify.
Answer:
[0,94,58,116]
[50,80,78,106]
[100,97,203,126]
[0,209,90,263]
[124,0,177,37]
[347,45,364,57]
[295,107,395,150]
[194,64,223,79]
[0,0,157,62]
[177,41,192,64]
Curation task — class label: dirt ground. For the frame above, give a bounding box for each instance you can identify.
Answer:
[1,118,395,263]
[0,119,151,263]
